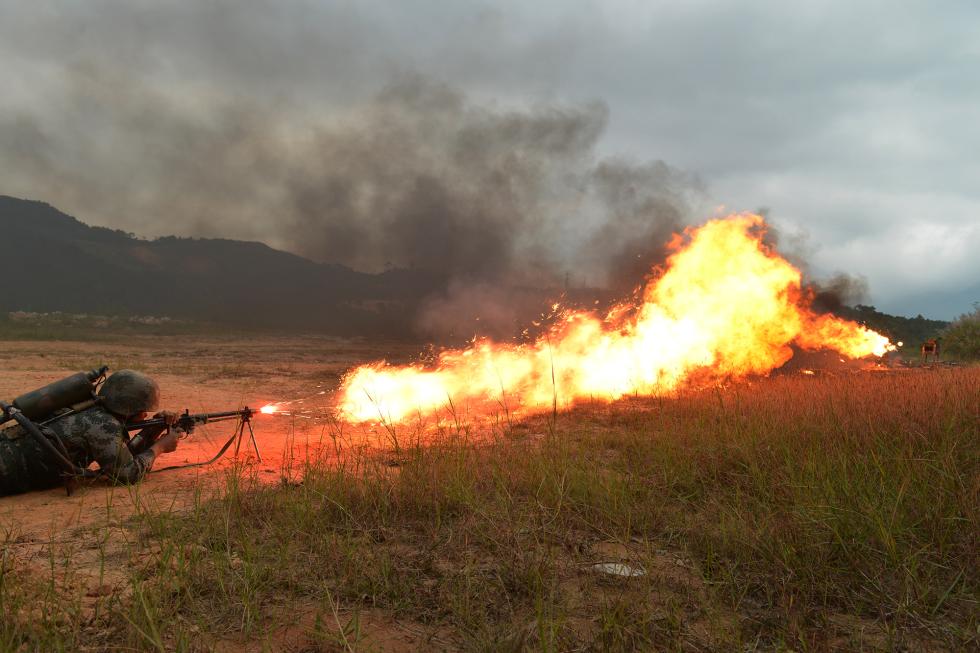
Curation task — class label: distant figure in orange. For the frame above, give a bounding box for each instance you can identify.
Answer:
[920,338,940,364]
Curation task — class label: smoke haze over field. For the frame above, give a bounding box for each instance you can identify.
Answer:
[2,1,978,319]
[2,54,699,335]
[2,54,697,295]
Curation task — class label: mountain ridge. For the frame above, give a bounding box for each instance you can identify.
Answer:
[0,195,436,334]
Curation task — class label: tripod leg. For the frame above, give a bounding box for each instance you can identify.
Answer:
[234,420,244,458]
[246,419,262,462]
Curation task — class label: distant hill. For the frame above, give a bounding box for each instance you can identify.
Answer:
[836,304,949,351]
[0,195,440,335]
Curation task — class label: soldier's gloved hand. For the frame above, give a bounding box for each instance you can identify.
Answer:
[154,429,180,454]
[154,410,179,427]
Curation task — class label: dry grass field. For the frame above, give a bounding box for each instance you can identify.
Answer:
[0,335,977,652]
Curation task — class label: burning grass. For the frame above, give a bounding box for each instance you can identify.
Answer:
[1,368,978,651]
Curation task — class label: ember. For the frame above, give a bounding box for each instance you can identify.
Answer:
[340,214,893,423]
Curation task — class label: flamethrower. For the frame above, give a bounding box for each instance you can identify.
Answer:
[0,367,270,491]
[127,407,263,471]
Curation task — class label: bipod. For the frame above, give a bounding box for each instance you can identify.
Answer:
[232,409,262,462]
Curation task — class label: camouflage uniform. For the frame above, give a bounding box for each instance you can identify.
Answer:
[0,406,162,495]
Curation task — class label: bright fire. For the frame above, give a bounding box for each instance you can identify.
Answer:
[340,214,892,424]
[259,404,279,415]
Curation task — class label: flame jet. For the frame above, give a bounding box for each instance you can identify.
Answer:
[340,214,892,423]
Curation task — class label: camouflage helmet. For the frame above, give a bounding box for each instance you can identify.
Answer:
[97,370,160,417]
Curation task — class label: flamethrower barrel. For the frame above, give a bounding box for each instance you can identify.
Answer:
[126,408,255,432]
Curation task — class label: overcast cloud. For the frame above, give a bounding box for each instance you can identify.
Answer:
[1,0,977,318]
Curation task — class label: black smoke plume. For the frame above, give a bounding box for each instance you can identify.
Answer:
[2,63,700,338]
[809,273,870,314]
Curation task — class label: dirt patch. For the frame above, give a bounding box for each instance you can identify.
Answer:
[213,604,460,653]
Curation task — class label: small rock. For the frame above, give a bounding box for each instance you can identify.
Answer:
[591,562,646,578]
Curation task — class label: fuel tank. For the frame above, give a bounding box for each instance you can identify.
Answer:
[5,367,107,422]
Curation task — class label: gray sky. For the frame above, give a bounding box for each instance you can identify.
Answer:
[2,0,977,319]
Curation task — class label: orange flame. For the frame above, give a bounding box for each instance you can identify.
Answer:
[340,214,892,423]
[259,404,279,415]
